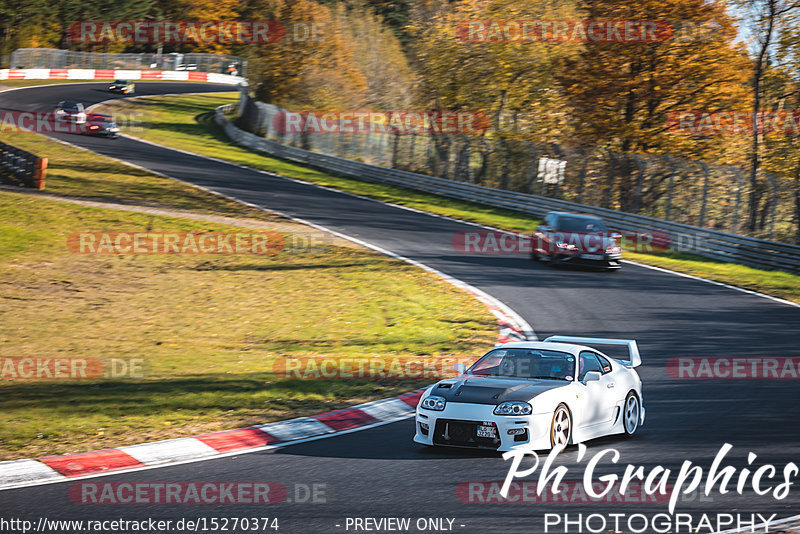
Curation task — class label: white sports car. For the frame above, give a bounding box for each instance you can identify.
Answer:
[413,336,644,451]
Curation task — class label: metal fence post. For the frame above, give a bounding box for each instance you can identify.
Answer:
[699,161,710,228]
[731,166,743,235]
[392,129,400,169]
[549,143,562,198]
[500,139,510,190]
[604,149,615,209]
[526,143,538,194]
[664,155,676,221]
[577,147,588,204]
[765,173,779,240]
[633,154,645,213]
[463,136,474,183]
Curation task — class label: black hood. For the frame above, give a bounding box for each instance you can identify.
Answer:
[431,375,568,405]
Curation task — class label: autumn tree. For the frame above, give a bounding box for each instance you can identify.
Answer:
[336,0,417,109]
[410,0,584,142]
[760,22,800,241]
[150,0,239,54]
[408,0,585,180]
[555,0,750,212]
[559,0,749,153]
[246,0,414,111]
[733,0,800,231]
[1,0,154,55]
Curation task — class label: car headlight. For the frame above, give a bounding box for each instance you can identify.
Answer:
[494,401,532,415]
[420,395,446,411]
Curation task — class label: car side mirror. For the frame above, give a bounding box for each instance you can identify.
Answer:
[453,362,466,375]
[583,371,601,383]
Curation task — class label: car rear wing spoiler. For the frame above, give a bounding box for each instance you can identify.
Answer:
[543,336,642,368]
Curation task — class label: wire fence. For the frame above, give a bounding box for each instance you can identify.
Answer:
[218,103,800,273]
[236,94,800,244]
[9,48,246,75]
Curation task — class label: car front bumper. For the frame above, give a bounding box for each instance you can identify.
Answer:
[557,252,622,268]
[414,402,554,452]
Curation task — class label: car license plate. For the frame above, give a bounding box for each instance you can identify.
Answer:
[581,254,604,260]
[477,425,496,438]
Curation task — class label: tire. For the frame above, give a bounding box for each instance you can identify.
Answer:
[623,392,640,436]
[550,403,572,449]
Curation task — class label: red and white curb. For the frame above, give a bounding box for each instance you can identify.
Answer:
[0,68,243,85]
[0,391,424,490]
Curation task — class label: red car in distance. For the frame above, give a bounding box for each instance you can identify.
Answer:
[531,212,623,270]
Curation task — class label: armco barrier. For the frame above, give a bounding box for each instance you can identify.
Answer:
[0,141,47,189]
[214,104,800,274]
[0,68,244,85]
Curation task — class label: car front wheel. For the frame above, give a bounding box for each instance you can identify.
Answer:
[550,403,572,449]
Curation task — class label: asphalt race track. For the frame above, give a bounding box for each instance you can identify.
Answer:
[1,82,799,533]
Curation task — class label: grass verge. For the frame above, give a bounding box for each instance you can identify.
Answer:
[0,157,497,460]
[0,130,282,223]
[95,94,800,304]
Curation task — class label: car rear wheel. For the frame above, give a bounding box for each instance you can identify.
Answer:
[550,404,572,449]
[623,392,640,435]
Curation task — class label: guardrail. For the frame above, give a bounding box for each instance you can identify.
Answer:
[0,141,47,190]
[215,105,800,274]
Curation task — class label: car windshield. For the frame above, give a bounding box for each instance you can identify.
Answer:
[114,80,127,84]
[61,102,80,111]
[557,216,606,232]
[468,348,575,381]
